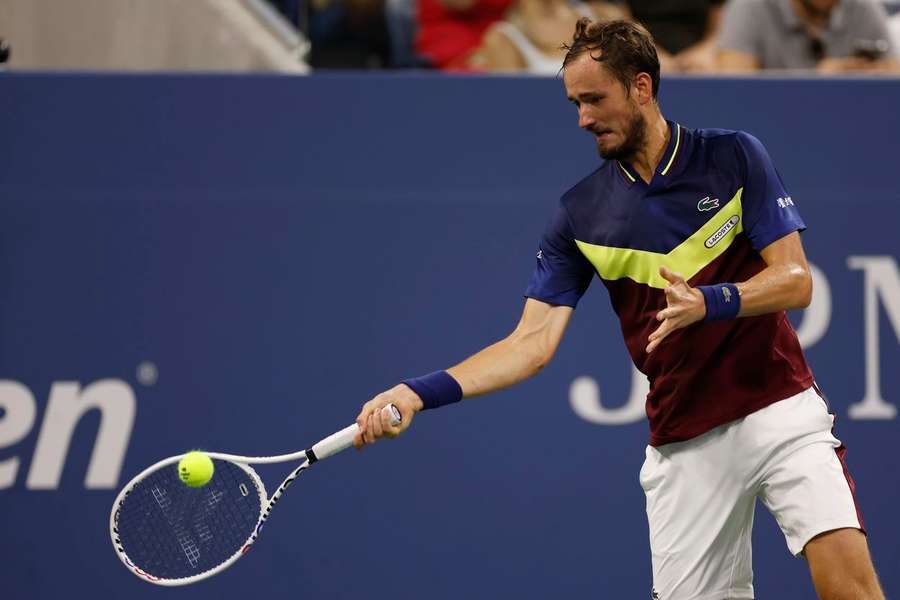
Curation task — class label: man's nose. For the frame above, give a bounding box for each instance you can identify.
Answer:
[578,107,596,130]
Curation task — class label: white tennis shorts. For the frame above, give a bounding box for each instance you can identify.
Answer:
[640,386,863,600]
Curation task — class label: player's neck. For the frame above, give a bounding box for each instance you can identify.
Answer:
[629,113,669,184]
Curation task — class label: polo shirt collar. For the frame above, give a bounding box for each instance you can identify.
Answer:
[616,120,684,186]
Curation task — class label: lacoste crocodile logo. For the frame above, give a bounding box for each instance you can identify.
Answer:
[697,196,719,211]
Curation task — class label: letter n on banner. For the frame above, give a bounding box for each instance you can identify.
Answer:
[847,256,900,420]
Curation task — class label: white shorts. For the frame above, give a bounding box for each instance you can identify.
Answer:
[640,387,863,600]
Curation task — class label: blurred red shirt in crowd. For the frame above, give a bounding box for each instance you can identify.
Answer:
[416,0,514,69]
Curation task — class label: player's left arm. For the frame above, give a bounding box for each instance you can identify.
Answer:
[647,231,812,354]
[646,233,811,354]
[734,231,811,315]
[648,130,812,353]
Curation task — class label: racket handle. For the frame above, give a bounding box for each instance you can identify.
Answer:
[311,404,401,461]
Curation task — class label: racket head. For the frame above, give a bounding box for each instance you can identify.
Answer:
[110,455,267,585]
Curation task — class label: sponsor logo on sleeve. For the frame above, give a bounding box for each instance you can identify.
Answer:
[776,196,795,208]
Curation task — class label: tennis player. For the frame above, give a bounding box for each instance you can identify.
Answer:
[354,19,883,600]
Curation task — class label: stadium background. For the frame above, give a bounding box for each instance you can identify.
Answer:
[2,3,900,600]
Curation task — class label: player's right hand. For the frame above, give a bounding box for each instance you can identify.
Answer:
[354,384,424,449]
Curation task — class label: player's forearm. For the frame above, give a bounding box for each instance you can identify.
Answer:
[736,262,812,317]
[447,329,550,398]
[386,300,570,416]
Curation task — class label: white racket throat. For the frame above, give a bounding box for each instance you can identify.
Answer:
[110,405,400,585]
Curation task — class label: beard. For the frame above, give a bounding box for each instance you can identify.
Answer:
[596,104,647,162]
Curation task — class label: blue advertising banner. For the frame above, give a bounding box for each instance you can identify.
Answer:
[1,72,898,599]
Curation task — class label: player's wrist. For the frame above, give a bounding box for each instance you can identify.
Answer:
[689,287,707,321]
[396,385,425,412]
[697,283,741,321]
[400,370,462,411]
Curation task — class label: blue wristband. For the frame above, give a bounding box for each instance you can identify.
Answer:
[698,283,741,321]
[401,370,463,411]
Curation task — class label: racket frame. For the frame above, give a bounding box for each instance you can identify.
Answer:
[110,406,398,586]
[110,449,307,585]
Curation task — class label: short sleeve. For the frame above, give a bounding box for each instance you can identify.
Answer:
[523,203,594,307]
[717,0,762,56]
[735,131,806,251]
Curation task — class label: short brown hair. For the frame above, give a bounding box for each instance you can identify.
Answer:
[562,19,661,99]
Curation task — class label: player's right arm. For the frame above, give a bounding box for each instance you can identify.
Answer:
[356,193,593,448]
[353,298,574,447]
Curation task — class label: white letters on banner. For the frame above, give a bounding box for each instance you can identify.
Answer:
[0,379,136,490]
[846,256,900,419]
[570,366,649,425]
[0,381,38,488]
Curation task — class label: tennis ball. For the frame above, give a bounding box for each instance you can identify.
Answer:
[178,451,214,488]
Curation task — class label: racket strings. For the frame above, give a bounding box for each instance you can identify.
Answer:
[116,460,262,580]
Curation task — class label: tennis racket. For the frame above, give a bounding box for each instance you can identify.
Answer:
[109,404,401,585]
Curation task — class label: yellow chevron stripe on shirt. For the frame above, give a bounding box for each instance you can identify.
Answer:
[574,189,744,289]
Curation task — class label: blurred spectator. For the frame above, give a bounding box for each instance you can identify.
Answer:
[386,0,422,66]
[468,0,624,73]
[618,1,725,72]
[887,0,900,47]
[306,0,391,67]
[416,0,514,69]
[718,0,899,73]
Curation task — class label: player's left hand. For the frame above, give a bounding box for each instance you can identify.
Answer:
[646,266,706,354]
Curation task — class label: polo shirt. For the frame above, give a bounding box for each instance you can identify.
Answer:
[525,121,814,445]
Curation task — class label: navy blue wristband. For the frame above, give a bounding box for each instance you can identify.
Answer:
[698,283,741,321]
[401,370,463,411]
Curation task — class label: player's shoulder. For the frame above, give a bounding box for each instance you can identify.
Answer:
[692,126,760,149]
[691,127,769,167]
[559,161,615,208]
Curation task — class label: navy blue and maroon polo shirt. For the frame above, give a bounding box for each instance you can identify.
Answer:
[526,120,813,446]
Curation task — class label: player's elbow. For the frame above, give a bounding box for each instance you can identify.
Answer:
[529,347,553,375]
[509,330,556,377]
[791,266,813,309]
[521,341,554,377]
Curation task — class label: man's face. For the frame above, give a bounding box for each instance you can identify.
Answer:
[563,52,646,161]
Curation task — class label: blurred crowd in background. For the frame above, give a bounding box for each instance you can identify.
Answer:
[0,0,898,74]
[269,0,900,73]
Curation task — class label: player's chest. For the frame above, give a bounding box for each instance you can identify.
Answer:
[574,175,742,254]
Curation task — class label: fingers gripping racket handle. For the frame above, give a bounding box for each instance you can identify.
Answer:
[309,404,401,462]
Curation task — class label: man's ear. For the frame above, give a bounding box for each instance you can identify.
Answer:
[632,72,654,106]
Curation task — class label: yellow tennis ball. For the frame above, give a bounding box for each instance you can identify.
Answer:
[178,451,214,488]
